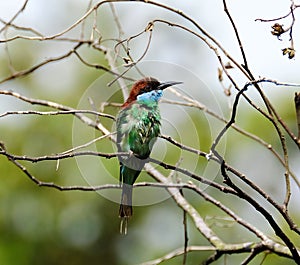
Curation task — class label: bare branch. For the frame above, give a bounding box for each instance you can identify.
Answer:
[295,92,300,140]
[140,246,216,265]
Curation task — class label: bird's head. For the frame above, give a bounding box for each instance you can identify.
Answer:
[122,77,182,107]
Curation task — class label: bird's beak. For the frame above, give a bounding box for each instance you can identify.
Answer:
[157,81,182,90]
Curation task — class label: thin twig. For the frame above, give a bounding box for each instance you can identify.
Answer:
[295,92,300,140]
[0,0,29,34]
[139,246,216,265]
[223,0,249,70]
[0,109,115,120]
[180,189,188,265]
[0,43,83,84]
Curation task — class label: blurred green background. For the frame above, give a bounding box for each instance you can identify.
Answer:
[0,1,299,264]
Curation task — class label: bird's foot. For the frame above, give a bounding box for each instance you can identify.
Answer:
[128,150,135,157]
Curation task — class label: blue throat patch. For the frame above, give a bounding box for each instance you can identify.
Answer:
[137,90,163,102]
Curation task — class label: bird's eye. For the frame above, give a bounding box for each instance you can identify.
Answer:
[145,85,151,92]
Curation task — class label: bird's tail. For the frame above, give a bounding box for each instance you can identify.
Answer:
[119,183,133,235]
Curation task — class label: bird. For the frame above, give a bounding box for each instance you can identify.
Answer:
[116,77,182,234]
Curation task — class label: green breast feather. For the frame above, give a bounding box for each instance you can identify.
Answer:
[117,102,161,159]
